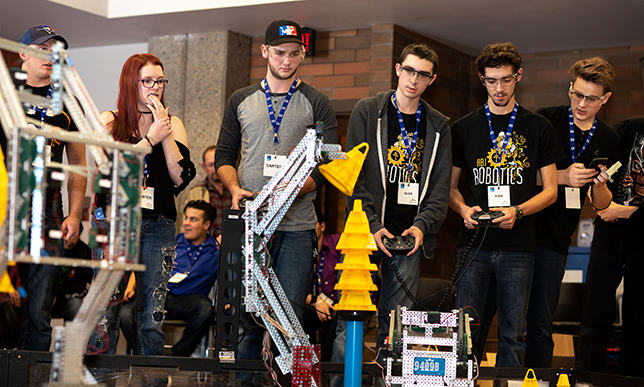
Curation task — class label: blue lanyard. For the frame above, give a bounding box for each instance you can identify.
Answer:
[568,106,597,163]
[317,248,326,289]
[485,102,518,185]
[29,85,53,128]
[392,92,421,177]
[186,244,204,274]
[264,77,298,151]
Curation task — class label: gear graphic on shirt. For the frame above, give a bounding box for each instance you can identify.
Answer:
[388,144,406,167]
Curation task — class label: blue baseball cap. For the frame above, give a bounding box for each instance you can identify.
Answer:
[20,25,68,49]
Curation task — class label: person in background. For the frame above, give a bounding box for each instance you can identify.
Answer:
[87,53,195,355]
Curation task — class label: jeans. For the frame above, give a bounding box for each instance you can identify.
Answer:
[455,247,534,368]
[0,300,22,349]
[238,229,315,360]
[525,246,567,368]
[87,214,176,356]
[121,293,215,356]
[576,227,644,377]
[331,248,421,387]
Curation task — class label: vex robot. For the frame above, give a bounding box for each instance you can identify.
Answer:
[385,306,476,387]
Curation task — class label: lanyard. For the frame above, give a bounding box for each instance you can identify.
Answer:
[317,248,326,290]
[185,244,205,274]
[392,92,421,178]
[140,136,150,188]
[264,77,298,153]
[28,85,53,128]
[485,102,518,186]
[568,106,597,163]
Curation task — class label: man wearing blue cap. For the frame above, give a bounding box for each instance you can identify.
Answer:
[2,25,87,351]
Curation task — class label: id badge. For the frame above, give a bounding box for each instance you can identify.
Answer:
[565,187,581,209]
[263,154,287,177]
[487,185,510,207]
[140,187,154,210]
[168,272,188,284]
[398,183,419,205]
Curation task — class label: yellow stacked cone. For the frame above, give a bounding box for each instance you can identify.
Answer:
[334,200,378,312]
[320,143,369,197]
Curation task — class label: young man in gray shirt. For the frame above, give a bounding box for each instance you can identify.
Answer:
[215,19,338,359]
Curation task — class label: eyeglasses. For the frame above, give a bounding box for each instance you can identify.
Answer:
[568,86,607,107]
[399,65,434,83]
[480,73,518,87]
[267,46,305,62]
[140,79,168,89]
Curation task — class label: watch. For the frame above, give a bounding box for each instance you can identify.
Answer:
[512,205,523,220]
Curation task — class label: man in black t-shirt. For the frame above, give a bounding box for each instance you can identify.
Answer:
[526,58,619,368]
[1,25,88,351]
[332,42,452,381]
[449,43,564,368]
[575,118,644,377]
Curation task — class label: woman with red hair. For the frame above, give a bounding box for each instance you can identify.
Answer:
[88,53,195,355]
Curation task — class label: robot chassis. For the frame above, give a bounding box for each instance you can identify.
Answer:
[385,306,476,387]
[0,38,148,385]
[240,125,346,386]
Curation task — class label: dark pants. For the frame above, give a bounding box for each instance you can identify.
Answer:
[0,300,22,349]
[576,227,644,377]
[303,305,337,362]
[121,293,215,356]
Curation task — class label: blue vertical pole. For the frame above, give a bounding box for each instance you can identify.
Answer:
[345,320,364,387]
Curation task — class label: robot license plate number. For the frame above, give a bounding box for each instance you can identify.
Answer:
[412,357,445,376]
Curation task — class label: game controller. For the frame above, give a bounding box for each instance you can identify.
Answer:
[471,211,504,228]
[383,235,415,254]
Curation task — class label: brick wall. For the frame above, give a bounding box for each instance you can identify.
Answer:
[517,45,644,127]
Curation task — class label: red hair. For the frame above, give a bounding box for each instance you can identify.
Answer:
[110,53,166,143]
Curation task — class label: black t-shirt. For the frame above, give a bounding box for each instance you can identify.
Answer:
[593,118,644,240]
[535,105,620,254]
[0,84,79,218]
[383,99,426,235]
[452,105,565,251]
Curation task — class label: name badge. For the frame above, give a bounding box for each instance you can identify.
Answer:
[487,185,510,207]
[263,154,287,177]
[168,272,188,284]
[565,187,581,209]
[140,186,154,210]
[398,182,419,205]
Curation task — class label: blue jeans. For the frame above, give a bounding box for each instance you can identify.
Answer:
[525,246,567,368]
[238,229,315,359]
[455,247,534,368]
[332,248,421,387]
[18,219,64,351]
[87,214,176,356]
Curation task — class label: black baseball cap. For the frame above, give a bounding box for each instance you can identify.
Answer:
[265,19,304,46]
[20,25,69,49]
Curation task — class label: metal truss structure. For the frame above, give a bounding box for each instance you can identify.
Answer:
[385,306,476,387]
[0,37,148,386]
[241,126,345,385]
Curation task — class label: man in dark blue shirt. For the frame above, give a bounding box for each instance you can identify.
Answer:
[121,200,219,356]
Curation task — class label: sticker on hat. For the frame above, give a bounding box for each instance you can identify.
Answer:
[279,25,298,37]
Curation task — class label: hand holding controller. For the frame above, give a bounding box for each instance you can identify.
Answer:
[382,235,415,254]
[471,211,504,228]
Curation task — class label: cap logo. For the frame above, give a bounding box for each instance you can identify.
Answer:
[38,25,55,35]
[279,25,297,37]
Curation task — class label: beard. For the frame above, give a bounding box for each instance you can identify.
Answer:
[268,62,297,81]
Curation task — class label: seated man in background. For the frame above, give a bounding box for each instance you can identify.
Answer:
[303,208,341,362]
[121,200,219,356]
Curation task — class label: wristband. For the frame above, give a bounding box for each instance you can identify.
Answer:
[145,134,157,147]
[144,136,154,148]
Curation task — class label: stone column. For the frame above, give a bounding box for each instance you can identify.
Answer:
[149,31,251,222]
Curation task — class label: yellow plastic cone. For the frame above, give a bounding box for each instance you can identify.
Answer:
[320,142,369,196]
[556,373,570,387]
[521,369,539,387]
[0,270,15,293]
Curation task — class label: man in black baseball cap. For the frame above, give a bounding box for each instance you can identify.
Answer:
[20,24,69,50]
[7,24,88,352]
[215,17,338,363]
